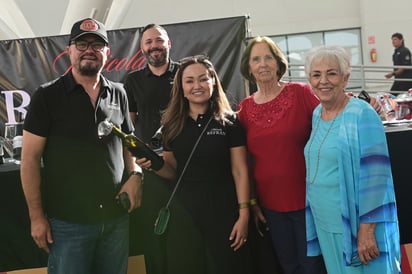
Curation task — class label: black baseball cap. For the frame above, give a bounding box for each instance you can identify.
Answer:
[69,18,108,45]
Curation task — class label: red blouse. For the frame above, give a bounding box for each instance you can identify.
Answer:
[238,82,319,212]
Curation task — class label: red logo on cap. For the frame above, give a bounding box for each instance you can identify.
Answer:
[80,19,99,31]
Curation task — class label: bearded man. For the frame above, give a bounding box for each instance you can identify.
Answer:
[124,24,179,274]
[21,18,142,274]
[125,24,179,142]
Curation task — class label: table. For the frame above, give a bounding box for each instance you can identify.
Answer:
[385,125,412,244]
[1,126,411,271]
[0,162,47,271]
[0,162,149,272]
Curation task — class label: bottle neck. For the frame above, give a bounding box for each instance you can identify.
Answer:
[111,126,127,138]
[111,126,137,147]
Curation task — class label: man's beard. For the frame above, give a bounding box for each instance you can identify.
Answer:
[79,62,101,76]
[143,48,168,67]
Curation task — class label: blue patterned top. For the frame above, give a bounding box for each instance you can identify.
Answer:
[305,97,400,272]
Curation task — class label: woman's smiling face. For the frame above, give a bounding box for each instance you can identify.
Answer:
[308,57,349,104]
[182,63,214,105]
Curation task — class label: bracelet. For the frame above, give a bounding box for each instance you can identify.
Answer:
[250,198,257,206]
[238,202,250,209]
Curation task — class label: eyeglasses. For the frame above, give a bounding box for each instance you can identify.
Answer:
[178,54,209,64]
[357,90,371,103]
[71,40,106,52]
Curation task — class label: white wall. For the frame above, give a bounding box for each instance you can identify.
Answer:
[117,0,411,68]
[360,0,412,67]
[5,0,412,68]
[114,0,361,36]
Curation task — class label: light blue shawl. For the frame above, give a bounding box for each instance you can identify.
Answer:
[305,97,400,272]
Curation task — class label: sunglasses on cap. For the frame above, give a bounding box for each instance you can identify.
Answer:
[178,54,209,65]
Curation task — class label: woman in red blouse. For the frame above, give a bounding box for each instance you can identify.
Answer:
[238,36,326,274]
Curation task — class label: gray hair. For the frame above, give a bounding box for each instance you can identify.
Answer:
[304,45,351,79]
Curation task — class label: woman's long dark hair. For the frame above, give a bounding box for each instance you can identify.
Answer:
[161,56,234,148]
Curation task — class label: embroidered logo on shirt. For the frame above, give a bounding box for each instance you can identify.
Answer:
[207,128,226,136]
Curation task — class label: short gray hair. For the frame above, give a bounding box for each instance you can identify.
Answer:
[305,45,351,79]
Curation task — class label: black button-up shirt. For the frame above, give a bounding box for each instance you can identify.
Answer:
[24,72,133,224]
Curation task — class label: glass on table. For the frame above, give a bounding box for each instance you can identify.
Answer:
[3,123,23,164]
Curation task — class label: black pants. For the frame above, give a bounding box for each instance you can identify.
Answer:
[264,208,326,274]
[129,172,172,274]
[391,80,412,93]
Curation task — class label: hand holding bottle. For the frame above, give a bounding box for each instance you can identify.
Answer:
[98,120,164,170]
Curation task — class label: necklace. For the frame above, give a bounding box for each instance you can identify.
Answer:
[307,115,337,184]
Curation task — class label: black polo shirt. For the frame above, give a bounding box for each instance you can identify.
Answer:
[24,72,134,224]
[391,45,412,91]
[393,45,412,78]
[166,112,246,183]
[124,60,179,142]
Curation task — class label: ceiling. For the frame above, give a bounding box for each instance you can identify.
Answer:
[1,0,248,41]
[0,0,135,40]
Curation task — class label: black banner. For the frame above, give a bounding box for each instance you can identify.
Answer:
[0,16,247,272]
[0,16,247,134]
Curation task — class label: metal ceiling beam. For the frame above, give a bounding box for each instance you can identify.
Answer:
[59,0,114,35]
[0,0,35,40]
[104,0,133,30]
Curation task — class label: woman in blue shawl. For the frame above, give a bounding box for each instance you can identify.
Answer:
[303,45,401,274]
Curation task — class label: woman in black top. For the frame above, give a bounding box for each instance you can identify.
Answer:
[137,56,252,274]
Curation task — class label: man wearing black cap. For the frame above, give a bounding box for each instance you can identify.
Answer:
[385,32,412,93]
[20,18,142,274]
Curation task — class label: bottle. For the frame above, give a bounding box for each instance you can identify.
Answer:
[12,135,23,162]
[377,93,395,121]
[12,115,24,163]
[98,120,164,171]
[149,126,163,156]
[150,126,163,149]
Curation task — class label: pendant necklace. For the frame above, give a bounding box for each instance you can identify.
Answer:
[307,114,337,184]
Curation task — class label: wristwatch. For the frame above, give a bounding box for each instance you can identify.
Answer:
[129,170,142,177]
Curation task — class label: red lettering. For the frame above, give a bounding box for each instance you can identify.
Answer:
[131,57,146,70]
[52,48,146,75]
[114,58,128,71]
[125,49,146,71]
[105,58,120,72]
[103,49,146,72]
[52,49,71,74]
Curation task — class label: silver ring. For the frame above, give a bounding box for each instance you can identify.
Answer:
[243,239,247,243]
